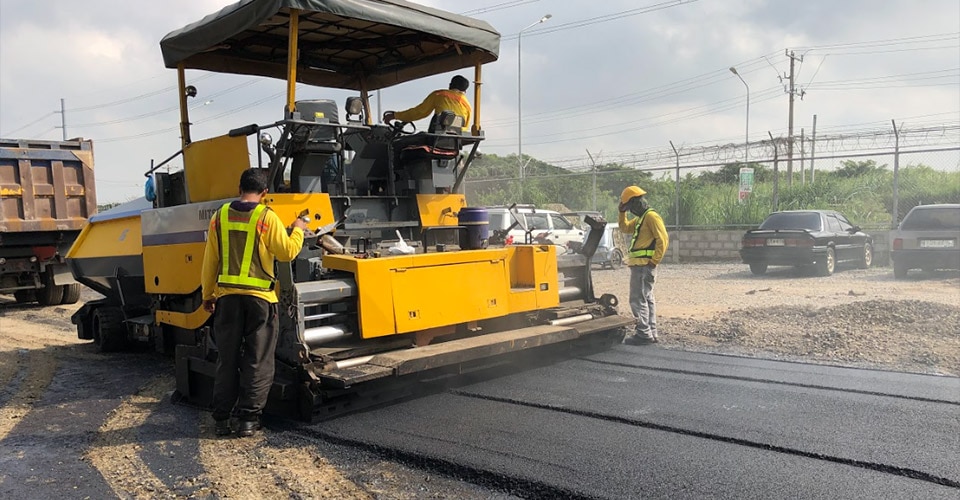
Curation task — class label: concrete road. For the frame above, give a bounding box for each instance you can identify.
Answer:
[306,346,960,499]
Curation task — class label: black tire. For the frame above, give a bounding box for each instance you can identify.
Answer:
[36,275,64,306]
[13,289,36,304]
[893,260,909,280]
[858,243,873,269]
[816,247,836,277]
[92,306,127,352]
[60,283,82,304]
[610,249,624,270]
[749,263,768,275]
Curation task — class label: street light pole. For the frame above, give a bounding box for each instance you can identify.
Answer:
[518,14,551,199]
[729,66,749,163]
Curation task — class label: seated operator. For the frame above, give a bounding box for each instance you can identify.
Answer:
[382,75,471,132]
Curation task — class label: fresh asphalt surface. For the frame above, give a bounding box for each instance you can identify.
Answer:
[304,346,960,499]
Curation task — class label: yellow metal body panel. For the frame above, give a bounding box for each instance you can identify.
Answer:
[416,194,466,227]
[143,242,205,294]
[66,216,142,259]
[183,134,249,203]
[156,307,210,330]
[264,193,336,231]
[323,246,560,339]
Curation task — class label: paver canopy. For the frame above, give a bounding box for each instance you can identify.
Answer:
[160,0,501,91]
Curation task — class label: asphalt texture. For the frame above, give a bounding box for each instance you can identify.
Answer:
[306,345,960,499]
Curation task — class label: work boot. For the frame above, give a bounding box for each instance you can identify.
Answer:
[623,334,657,346]
[237,419,262,438]
[214,419,232,437]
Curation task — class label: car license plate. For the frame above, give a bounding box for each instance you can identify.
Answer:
[920,239,955,248]
[766,238,785,246]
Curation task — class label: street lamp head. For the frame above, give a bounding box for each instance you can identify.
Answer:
[540,14,552,22]
[729,66,738,75]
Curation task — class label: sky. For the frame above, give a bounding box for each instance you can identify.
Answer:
[1,0,958,203]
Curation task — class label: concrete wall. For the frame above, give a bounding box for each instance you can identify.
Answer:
[663,229,891,264]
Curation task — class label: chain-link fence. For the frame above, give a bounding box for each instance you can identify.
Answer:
[465,121,960,233]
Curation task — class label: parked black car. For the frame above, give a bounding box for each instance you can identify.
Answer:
[890,204,960,279]
[740,210,873,276]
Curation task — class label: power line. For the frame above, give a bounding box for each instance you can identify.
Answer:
[500,0,699,41]
[1,111,57,137]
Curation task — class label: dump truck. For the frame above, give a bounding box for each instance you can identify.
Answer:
[0,138,95,305]
[67,0,633,421]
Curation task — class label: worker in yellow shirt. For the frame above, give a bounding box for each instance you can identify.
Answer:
[201,168,306,437]
[618,185,669,345]
[383,75,471,132]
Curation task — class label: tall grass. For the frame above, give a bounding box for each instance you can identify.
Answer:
[648,165,958,228]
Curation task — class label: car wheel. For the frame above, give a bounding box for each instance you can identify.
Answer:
[858,243,873,269]
[893,259,909,279]
[749,263,768,275]
[36,280,64,306]
[610,249,624,270]
[817,247,835,276]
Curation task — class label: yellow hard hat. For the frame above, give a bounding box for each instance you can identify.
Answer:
[620,185,647,204]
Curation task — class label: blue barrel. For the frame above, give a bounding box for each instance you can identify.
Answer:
[458,207,489,250]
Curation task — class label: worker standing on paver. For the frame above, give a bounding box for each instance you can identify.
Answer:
[618,185,669,345]
[201,168,306,437]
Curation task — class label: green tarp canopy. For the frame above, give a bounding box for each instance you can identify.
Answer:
[160,0,501,91]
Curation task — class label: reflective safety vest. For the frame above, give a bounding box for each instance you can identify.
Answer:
[629,209,657,259]
[216,203,274,291]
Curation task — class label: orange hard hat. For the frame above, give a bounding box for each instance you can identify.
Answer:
[620,185,647,204]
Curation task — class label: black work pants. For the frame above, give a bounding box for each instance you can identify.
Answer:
[211,294,278,422]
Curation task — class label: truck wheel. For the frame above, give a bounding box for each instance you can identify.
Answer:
[893,260,909,280]
[37,282,64,306]
[14,290,36,304]
[749,263,768,275]
[92,306,127,352]
[60,283,81,304]
[858,243,873,269]
[816,247,836,277]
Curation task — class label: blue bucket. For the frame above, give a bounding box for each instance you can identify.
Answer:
[458,207,489,250]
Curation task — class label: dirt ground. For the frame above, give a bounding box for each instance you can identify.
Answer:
[1,262,958,498]
[592,261,960,376]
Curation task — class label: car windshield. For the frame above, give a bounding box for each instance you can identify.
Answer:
[900,206,960,230]
[759,212,822,230]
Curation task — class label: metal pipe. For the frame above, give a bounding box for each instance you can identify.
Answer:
[303,324,351,347]
[559,286,583,301]
[326,355,374,370]
[303,312,341,322]
[548,313,593,326]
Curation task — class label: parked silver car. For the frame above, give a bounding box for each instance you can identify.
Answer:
[890,204,960,279]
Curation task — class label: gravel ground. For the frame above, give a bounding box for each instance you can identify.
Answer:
[591,262,960,376]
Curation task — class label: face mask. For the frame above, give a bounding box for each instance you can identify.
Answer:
[630,197,649,216]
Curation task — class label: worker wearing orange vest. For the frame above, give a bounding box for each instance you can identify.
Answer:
[383,75,472,132]
[201,168,306,437]
[618,185,669,345]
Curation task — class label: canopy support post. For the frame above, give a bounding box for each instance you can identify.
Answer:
[177,64,191,148]
[472,63,482,136]
[286,9,300,115]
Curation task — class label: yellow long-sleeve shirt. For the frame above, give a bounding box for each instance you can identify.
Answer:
[394,89,472,130]
[618,209,669,266]
[201,203,304,304]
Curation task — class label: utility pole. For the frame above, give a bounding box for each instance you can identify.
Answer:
[785,50,802,187]
[810,114,817,183]
[57,98,67,140]
[586,149,599,212]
